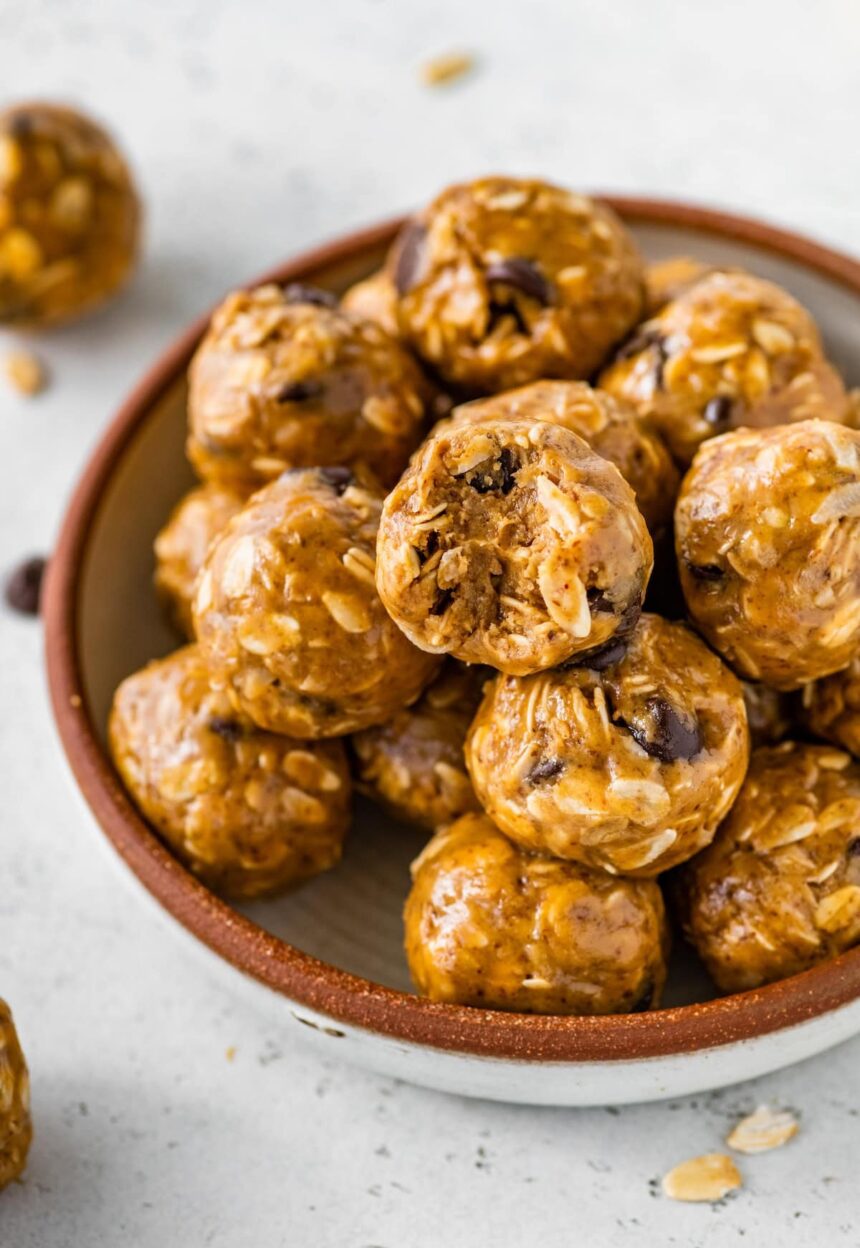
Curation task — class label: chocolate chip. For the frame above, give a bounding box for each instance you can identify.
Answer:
[587,587,613,613]
[466,447,519,495]
[317,466,355,494]
[625,695,704,764]
[416,530,440,565]
[612,327,663,363]
[9,113,33,139]
[687,562,725,583]
[487,298,530,336]
[573,637,629,672]
[277,379,323,402]
[282,283,337,309]
[208,717,246,743]
[484,258,554,306]
[526,757,564,784]
[393,221,428,295]
[703,395,732,427]
[5,556,47,615]
[429,588,455,616]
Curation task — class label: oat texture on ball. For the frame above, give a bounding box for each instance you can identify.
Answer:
[404,813,669,1013]
[0,102,140,327]
[351,660,485,831]
[341,269,400,337]
[802,656,860,758]
[449,380,679,535]
[600,271,848,464]
[676,420,860,689]
[109,646,352,898]
[679,743,860,992]
[187,283,429,489]
[0,998,32,1191]
[375,418,653,675]
[466,614,750,875]
[194,467,439,737]
[388,177,644,392]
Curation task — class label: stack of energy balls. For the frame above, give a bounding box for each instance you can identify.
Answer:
[111,176,860,1019]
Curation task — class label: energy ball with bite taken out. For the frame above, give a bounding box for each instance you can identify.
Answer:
[388,177,644,393]
[109,646,351,898]
[404,813,669,1014]
[341,269,399,337]
[600,271,848,465]
[154,481,249,638]
[0,999,32,1191]
[676,421,860,689]
[0,102,140,326]
[194,467,439,737]
[450,380,679,536]
[351,660,485,831]
[187,283,429,489]
[802,656,860,758]
[466,614,749,876]
[375,418,653,676]
[679,743,860,992]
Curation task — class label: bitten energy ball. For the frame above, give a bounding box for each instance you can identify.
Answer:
[388,177,644,392]
[352,660,484,831]
[600,271,848,464]
[194,468,439,736]
[341,269,399,337]
[187,284,428,488]
[404,813,669,1013]
[676,421,860,689]
[450,381,679,535]
[109,645,351,898]
[376,419,653,675]
[466,614,749,875]
[0,999,32,1191]
[679,743,860,992]
[803,657,860,757]
[154,482,248,638]
[0,102,140,326]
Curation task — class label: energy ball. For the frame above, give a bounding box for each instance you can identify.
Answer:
[0,101,140,327]
[676,421,860,689]
[388,177,644,393]
[802,657,860,757]
[466,614,749,876]
[450,380,679,536]
[375,419,653,675]
[0,999,31,1191]
[187,283,429,489]
[679,743,860,992]
[154,481,249,638]
[599,271,848,465]
[742,681,795,747]
[643,256,729,316]
[341,269,399,337]
[194,467,439,736]
[109,645,351,898]
[404,813,669,1013]
[351,660,485,830]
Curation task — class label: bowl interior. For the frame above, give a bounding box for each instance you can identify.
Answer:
[77,214,860,1008]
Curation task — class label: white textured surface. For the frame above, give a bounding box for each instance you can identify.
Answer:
[1,1,860,1242]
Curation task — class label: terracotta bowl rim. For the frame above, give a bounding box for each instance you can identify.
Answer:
[43,196,860,1064]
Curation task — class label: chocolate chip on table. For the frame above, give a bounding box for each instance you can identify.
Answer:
[277,379,323,402]
[4,555,47,616]
[703,395,733,427]
[484,257,554,306]
[208,717,246,743]
[281,283,337,309]
[317,466,355,494]
[626,696,704,764]
[526,757,564,784]
[466,447,519,495]
[394,221,428,295]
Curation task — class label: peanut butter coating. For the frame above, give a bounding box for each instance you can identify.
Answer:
[187,284,429,489]
[0,999,31,1191]
[194,468,439,737]
[375,418,653,675]
[109,646,351,898]
[351,660,484,831]
[341,269,399,337]
[676,421,860,689]
[0,102,140,327]
[404,814,669,1014]
[803,656,860,758]
[388,177,644,393]
[466,614,749,876]
[599,271,848,465]
[449,380,679,535]
[679,743,860,992]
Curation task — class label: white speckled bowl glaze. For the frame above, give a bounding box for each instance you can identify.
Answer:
[45,200,860,1105]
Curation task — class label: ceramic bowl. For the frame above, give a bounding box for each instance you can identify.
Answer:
[44,199,860,1106]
